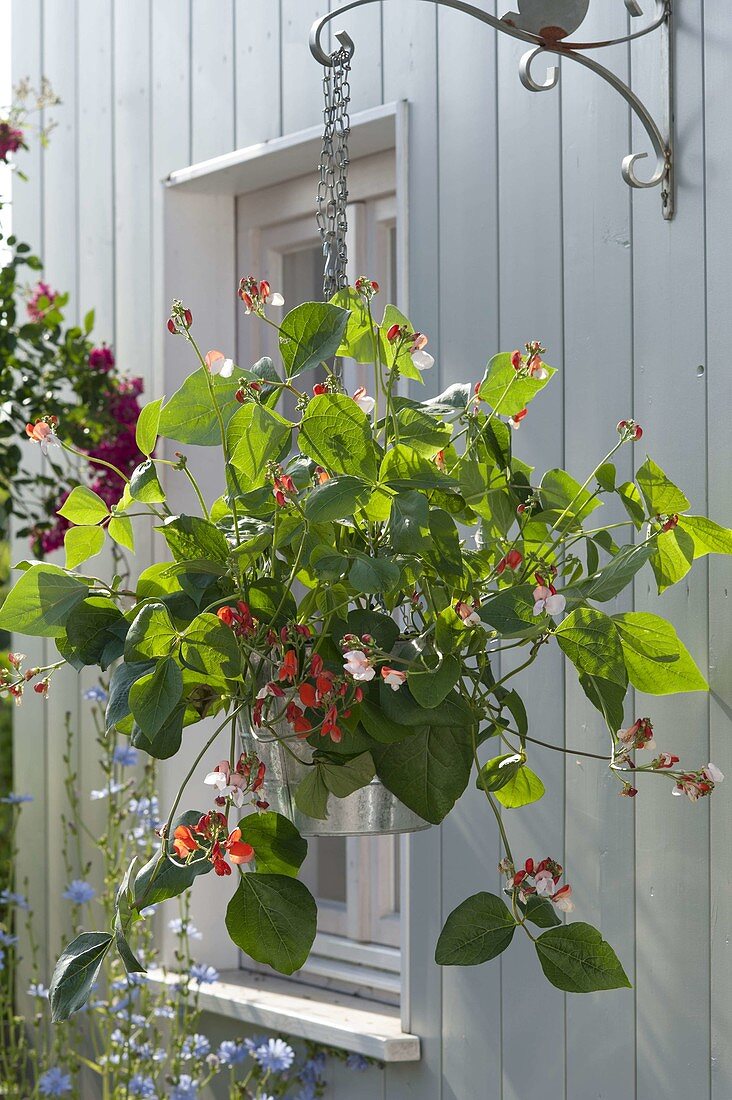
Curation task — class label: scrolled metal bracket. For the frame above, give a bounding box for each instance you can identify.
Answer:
[310,0,675,219]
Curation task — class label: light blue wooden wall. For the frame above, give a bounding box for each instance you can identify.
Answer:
[11,1,732,1097]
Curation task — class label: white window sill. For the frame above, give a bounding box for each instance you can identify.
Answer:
[147,969,421,1062]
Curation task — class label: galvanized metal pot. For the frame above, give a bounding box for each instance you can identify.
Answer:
[239,717,431,837]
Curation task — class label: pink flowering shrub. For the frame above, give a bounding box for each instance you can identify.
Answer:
[0,81,145,552]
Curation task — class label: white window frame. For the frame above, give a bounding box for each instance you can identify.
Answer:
[235,160,402,995]
[160,103,411,1007]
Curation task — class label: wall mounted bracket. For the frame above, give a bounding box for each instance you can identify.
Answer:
[310,0,675,219]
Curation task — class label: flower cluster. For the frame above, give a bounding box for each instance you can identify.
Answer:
[532,572,566,617]
[0,78,59,167]
[0,651,55,704]
[27,281,58,322]
[25,415,61,456]
[204,753,269,811]
[255,644,356,745]
[503,857,574,913]
[172,811,255,877]
[672,763,724,803]
[167,299,194,334]
[617,418,643,442]
[20,330,146,554]
[611,716,725,801]
[385,322,435,371]
[619,717,656,754]
[354,275,380,299]
[238,275,284,315]
[0,119,24,163]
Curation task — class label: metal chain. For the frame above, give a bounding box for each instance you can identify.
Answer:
[316,46,352,302]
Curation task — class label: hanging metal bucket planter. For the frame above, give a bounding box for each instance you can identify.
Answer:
[239,717,430,837]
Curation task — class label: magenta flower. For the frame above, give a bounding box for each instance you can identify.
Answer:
[0,121,24,163]
[88,345,115,372]
[27,282,58,322]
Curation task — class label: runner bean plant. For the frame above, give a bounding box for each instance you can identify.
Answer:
[1,272,729,1017]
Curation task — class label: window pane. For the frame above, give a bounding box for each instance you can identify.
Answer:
[314,836,347,904]
[282,245,322,304]
[394,839,401,914]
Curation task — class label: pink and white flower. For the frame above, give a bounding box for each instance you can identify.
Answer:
[532,584,566,618]
[204,761,232,792]
[204,349,235,378]
[456,600,482,626]
[343,650,376,682]
[25,420,61,456]
[704,762,725,784]
[553,884,574,912]
[353,387,375,415]
[204,761,247,808]
[671,765,722,802]
[534,870,557,898]
[409,333,435,372]
[381,666,407,691]
[619,717,655,752]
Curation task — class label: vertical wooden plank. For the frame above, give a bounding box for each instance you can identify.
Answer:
[704,6,732,1096]
[324,1060,386,1099]
[41,0,82,965]
[327,0,383,113]
[281,0,328,134]
[561,7,637,1098]
[77,0,114,333]
[382,6,441,1098]
[10,0,49,985]
[437,3,501,1097]
[42,0,78,306]
[495,28,566,1100]
[191,0,235,163]
[631,4,710,1097]
[75,0,117,942]
[113,0,152,379]
[235,0,282,147]
[152,0,191,393]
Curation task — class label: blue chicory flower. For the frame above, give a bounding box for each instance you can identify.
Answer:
[190,963,219,985]
[83,685,108,704]
[169,1076,199,1100]
[0,792,33,804]
[0,889,29,909]
[217,1040,248,1066]
[128,1074,157,1098]
[62,880,96,904]
[254,1037,296,1073]
[131,795,159,818]
[27,982,49,998]
[90,782,125,801]
[181,1033,211,1060]
[168,917,202,940]
[346,1053,370,1071]
[0,930,18,947]
[38,1067,73,1096]
[113,745,139,767]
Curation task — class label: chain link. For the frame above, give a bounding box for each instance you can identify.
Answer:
[316,47,352,303]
